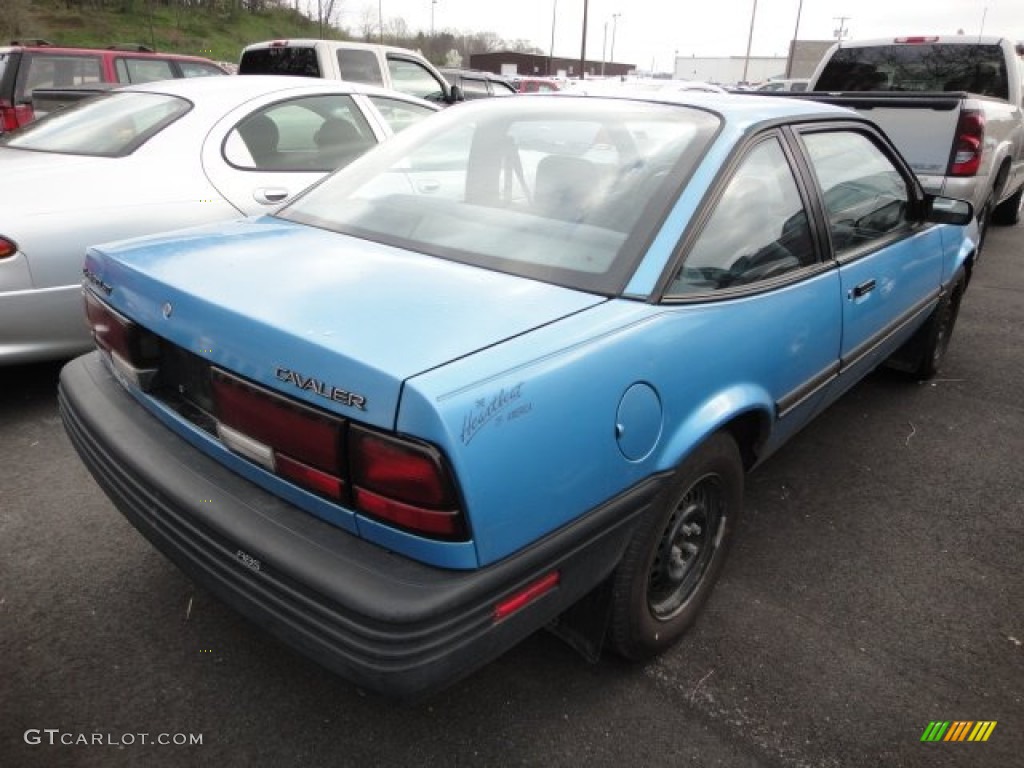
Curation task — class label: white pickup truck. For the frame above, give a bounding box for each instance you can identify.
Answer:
[801,35,1024,245]
[238,39,463,106]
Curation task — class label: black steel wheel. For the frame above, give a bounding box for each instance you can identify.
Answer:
[610,432,743,660]
[913,279,964,380]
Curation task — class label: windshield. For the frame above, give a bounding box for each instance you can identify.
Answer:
[277,97,719,294]
[816,44,1009,98]
[0,91,190,156]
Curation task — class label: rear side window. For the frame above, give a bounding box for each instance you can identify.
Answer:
[0,53,11,90]
[115,57,176,84]
[224,94,376,172]
[0,92,189,156]
[337,49,384,85]
[238,47,320,77]
[15,54,102,103]
[815,44,1009,99]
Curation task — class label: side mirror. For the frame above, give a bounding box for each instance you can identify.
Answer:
[925,195,973,225]
[448,84,465,104]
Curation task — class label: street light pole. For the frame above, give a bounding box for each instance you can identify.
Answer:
[609,13,621,65]
[378,0,383,43]
[431,0,437,37]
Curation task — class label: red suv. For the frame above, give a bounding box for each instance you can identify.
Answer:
[0,40,228,131]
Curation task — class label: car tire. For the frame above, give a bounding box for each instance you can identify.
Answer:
[609,432,743,661]
[991,186,1022,226]
[910,278,965,380]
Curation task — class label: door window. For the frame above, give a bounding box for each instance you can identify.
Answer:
[387,57,446,102]
[801,131,910,256]
[366,95,437,133]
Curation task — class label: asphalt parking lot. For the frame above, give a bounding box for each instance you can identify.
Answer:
[2,222,1021,768]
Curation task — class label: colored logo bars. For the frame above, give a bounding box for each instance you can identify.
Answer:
[921,721,997,742]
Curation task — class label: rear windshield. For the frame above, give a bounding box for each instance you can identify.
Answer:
[15,53,103,103]
[277,98,720,295]
[0,92,190,156]
[238,46,320,77]
[815,44,1009,99]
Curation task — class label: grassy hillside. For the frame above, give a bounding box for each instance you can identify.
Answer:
[9,1,325,64]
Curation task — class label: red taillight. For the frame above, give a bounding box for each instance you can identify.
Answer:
[949,110,985,177]
[209,371,466,540]
[494,572,561,622]
[83,289,160,371]
[350,426,465,539]
[350,427,454,508]
[894,36,939,44]
[0,101,34,131]
[0,236,17,259]
[212,369,347,501]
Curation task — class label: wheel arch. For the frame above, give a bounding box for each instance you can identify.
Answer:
[656,385,774,476]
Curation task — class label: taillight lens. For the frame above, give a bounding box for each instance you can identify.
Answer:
[210,370,466,539]
[949,110,985,177]
[211,368,347,501]
[0,236,17,259]
[83,289,161,376]
[0,101,34,131]
[350,425,466,539]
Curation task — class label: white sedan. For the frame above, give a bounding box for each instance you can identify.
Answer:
[0,75,439,364]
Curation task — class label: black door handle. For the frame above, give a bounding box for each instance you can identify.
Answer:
[852,279,876,298]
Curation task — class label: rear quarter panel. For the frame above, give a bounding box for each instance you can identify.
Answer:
[400,274,843,566]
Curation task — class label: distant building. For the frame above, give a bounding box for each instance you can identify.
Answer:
[469,51,634,79]
[672,40,834,85]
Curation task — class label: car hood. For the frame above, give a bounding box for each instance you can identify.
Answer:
[87,216,608,428]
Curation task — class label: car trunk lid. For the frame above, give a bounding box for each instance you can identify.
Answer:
[86,215,608,429]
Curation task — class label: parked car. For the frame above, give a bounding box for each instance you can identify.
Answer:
[60,92,976,698]
[756,78,810,92]
[238,39,463,106]
[803,35,1024,242]
[0,39,228,131]
[0,75,439,364]
[439,68,517,99]
[514,76,562,93]
[574,78,726,95]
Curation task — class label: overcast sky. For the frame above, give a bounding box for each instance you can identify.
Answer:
[347,0,1024,71]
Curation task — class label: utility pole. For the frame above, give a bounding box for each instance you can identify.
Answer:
[833,16,850,41]
[601,21,607,76]
[579,0,588,80]
[784,0,804,78]
[548,0,557,76]
[742,0,758,84]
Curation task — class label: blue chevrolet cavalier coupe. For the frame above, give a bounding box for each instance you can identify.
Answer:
[60,92,976,696]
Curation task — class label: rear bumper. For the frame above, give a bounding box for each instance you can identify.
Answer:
[59,352,665,697]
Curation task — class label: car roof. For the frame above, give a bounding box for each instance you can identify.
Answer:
[830,35,1009,48]
[240,39,424,57]
[0,42,216,61]
[552,89,855,128]
[115,74,437,105]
